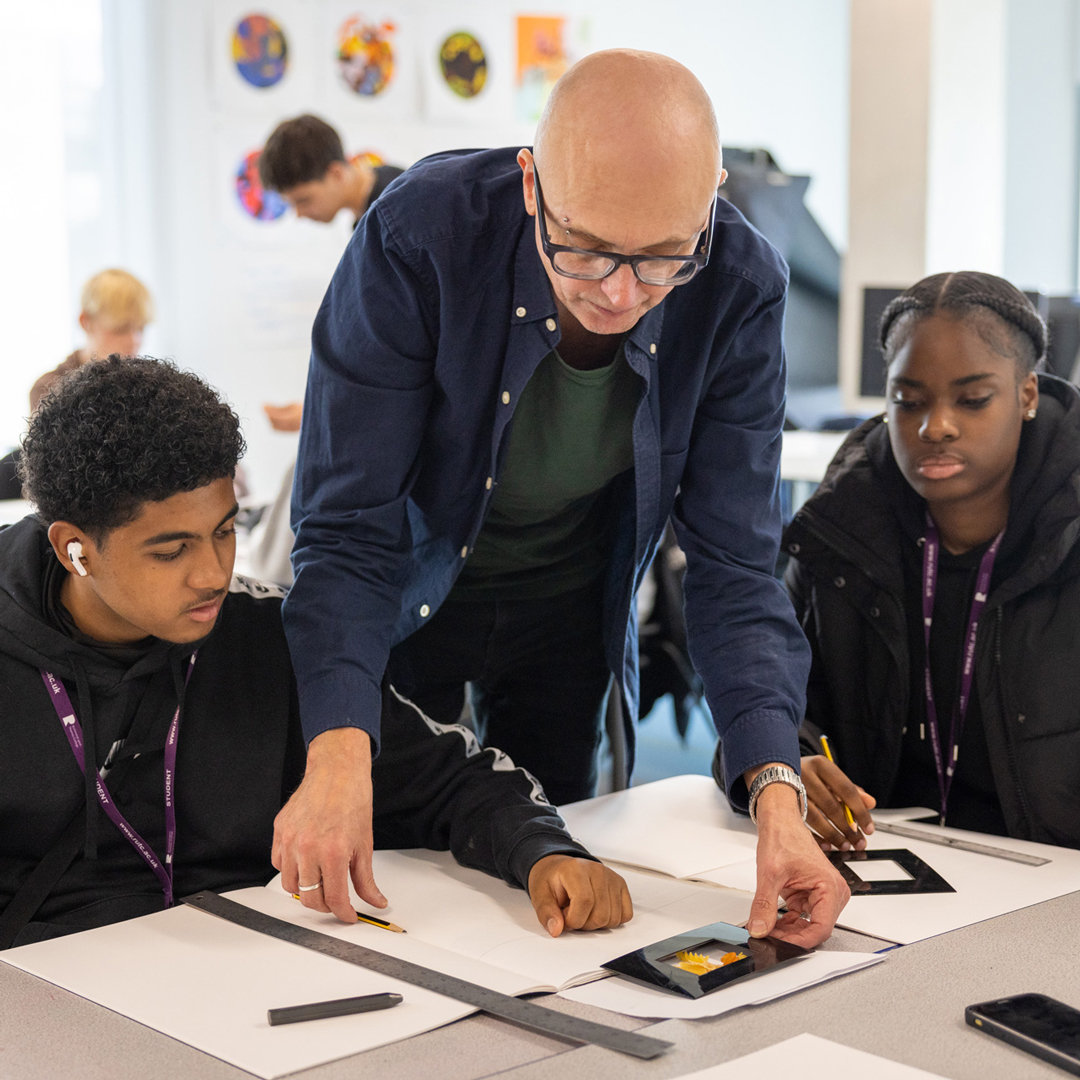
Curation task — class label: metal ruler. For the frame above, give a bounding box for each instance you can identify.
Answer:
[874,823,1051,866]
[181,892,671,1060]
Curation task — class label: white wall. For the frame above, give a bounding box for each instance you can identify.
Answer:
[925,0,1007,276]
[1003,0,1078,293]
[0,6,73,452]
[147,0,850,499]
[841,0,1080,409]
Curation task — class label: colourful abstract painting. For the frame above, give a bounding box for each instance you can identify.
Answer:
[232,13,288,88]
[235,149,287,220]
[439,31,487,99]
[515,15,567,121]
[336,16,396,96]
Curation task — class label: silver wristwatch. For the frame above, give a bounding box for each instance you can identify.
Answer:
[747,765,808,825]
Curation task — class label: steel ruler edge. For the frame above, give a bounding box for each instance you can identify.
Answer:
[181,891,672,1060]
[874,823,1051,866]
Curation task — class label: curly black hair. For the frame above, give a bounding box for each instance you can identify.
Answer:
[19,356,245,539]
[879,271,1047,374]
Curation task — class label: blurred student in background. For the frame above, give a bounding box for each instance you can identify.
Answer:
[30,269,153,411]
[259,113,404,231]
[785,272,1080,851]
[249,115,405,583]
[1,269,154,502]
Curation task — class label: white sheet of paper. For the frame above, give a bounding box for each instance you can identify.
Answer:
[1,851,756,1076]
[252,849,755,991]
[673,1032,946,1078]
[699,824,1080,944]
[559,951,885,1019]
[0,903,480,1079]
[559,775,757,878]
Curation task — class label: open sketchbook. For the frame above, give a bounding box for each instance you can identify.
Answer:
[563,777,1080,945]
[244,848,754,992]
[2,849,882,1076]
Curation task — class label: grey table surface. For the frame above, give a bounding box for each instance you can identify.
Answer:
[0,897,1073,1080]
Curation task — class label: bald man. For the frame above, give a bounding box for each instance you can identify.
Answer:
[277,50,849,945]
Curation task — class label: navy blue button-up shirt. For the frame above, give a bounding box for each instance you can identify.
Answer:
[285,147,811,802]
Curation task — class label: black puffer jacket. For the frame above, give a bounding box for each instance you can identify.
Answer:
[783,374,1080,848]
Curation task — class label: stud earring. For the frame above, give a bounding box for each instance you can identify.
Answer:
[1027,409,1037,420]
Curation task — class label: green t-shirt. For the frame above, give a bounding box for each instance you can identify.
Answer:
[453,346,640,601]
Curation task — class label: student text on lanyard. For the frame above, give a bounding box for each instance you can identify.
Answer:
[921,511,1003,826]
[40,655,196,908]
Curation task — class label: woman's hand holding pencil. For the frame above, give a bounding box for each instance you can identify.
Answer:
[801,735,877,851]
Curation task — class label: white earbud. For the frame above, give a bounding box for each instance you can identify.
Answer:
[67,541,88,577]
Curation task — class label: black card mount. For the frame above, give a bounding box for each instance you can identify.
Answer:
[828,848,955,895]
[601,920,810,999]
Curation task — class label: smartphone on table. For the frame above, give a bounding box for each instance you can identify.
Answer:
[966,993,1080,1075]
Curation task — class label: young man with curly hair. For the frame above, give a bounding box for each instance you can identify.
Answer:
[0,356,630,949]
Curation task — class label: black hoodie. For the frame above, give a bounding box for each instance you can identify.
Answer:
[782,374,1080,847]
[0,517,590,947]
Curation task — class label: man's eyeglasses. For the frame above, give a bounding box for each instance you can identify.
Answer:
[532,168,716,287]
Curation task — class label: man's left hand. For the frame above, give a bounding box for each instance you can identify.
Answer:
[746,771,850,948]
[527,855,633,936]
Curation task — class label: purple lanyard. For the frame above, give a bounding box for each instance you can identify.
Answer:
[40,655,196,908]
[921,513,1002,825]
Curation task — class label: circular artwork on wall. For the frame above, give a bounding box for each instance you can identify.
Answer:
[336,16,396,96]
[232,13,289,88]
[235,149,287,221]
[438,31,487,99]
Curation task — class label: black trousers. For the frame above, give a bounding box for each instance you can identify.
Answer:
[386,582,611,805]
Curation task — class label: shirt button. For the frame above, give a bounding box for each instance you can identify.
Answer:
[650,343,657,355]
[419,604,430,617]
[460,546,468,558]
[545,318,556,331]
[485,476,493,489]
[501,391,510,405]
[834,576,846,589]
[515,306,527,317]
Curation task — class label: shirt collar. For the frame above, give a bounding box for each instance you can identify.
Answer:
[509,212,668,360]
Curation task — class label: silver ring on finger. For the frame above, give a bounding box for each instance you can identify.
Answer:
[297,881,323,892]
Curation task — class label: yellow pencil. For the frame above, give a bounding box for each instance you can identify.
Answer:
[292,894,407,933]
[818,735,857,830]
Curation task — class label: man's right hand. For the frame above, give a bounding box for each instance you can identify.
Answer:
[801,754,876,851]
[272,728,386,923]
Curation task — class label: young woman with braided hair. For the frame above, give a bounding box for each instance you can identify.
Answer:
[782,270,1080,849]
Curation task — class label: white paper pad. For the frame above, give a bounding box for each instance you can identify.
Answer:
[253,849,756,992]
[674,1032,946,1078]
[700,823,1080,944]
[1,851,756,1076]
[1,903,479,1079]
[559,951,885,1019]
[559,775,757,878]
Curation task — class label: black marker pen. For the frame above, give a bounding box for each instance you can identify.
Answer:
[268,991,403,1026]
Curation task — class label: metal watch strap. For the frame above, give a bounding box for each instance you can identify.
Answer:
[748,765,807,825]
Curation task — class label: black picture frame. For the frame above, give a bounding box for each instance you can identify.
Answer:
[601,920,811,1000]
[828,848,956,895]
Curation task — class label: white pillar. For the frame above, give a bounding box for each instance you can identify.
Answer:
[840,0,932,411]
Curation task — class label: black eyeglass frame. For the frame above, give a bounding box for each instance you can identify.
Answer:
[532,167,717,287]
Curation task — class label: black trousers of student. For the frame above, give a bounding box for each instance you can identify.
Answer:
[385,581,611,806]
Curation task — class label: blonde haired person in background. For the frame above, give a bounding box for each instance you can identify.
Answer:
[29,268,154,411]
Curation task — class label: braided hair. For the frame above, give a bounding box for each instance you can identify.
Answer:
[879,271,1047,374]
